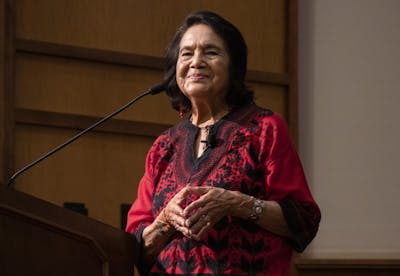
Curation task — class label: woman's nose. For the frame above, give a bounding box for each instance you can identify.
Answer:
[190,52,205,68]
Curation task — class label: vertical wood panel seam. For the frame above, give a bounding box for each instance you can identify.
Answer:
[0,0,16,186]
[287,0,299,146]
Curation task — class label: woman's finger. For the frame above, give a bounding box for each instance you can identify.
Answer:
[186,186,210,196]
[183,187,214,216]
[189,214,213,241]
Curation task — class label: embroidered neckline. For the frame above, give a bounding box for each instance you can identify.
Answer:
[189,109,231,129]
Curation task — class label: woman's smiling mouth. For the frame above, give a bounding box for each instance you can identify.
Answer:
[188,73,208,81]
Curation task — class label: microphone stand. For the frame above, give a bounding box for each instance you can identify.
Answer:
[7,83,166,188]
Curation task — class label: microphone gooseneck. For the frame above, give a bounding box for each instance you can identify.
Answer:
[7,82,167,189]
[149,82,167,95]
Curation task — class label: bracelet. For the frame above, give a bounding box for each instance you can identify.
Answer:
[248,198,264,221]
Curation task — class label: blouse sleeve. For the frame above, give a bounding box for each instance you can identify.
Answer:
[261,113,321,252]
[124,151,156,272]
[125,132,170,268]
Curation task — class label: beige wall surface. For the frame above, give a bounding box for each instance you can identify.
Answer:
[299,0,400,258]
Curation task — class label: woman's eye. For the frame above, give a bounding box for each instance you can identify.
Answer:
[181,52,192,56]
[206,51,218,55]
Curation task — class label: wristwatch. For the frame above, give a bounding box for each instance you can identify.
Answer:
[248,198,264,221]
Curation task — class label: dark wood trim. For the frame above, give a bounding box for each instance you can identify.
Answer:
[16,38,164,70]
[15,38,290,86]
[287,0,299,146]
[297,257,400,270]
[16,108,171,138]
[0,0,5,186]
[0,0,15,186]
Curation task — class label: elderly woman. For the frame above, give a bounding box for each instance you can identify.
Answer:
[126,10,320,276]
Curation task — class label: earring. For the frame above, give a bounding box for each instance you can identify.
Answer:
[179,104,185,118]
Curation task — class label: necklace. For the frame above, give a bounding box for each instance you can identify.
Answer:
[199,125,211,151]
[190,108,230,128]
[190,109,230,157]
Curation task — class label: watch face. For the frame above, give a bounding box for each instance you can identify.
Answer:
[248,199,263,221]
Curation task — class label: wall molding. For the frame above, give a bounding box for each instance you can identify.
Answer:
[15,38,290,86]
[16,108,171,138]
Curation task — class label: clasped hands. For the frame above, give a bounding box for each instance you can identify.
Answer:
[159,186,238,241]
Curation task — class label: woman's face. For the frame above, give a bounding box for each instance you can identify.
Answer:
[176,24,230,104]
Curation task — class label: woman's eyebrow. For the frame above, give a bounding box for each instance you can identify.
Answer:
[179,43,223,53]
[203,43,223,50]
[179,46,193,53]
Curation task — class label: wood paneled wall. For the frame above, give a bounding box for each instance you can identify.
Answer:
[2,0,297,229]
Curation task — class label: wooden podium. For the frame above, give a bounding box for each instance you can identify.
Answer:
[0,186,138,275]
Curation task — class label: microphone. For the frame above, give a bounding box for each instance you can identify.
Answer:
[207,133,217,148]
[148,82,167,95]
[201,132,217,149]
[7,82,167,188]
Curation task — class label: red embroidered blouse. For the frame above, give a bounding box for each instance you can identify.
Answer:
[126,103,320,275]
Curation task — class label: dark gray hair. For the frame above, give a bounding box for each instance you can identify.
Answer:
[164,10,253,113]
